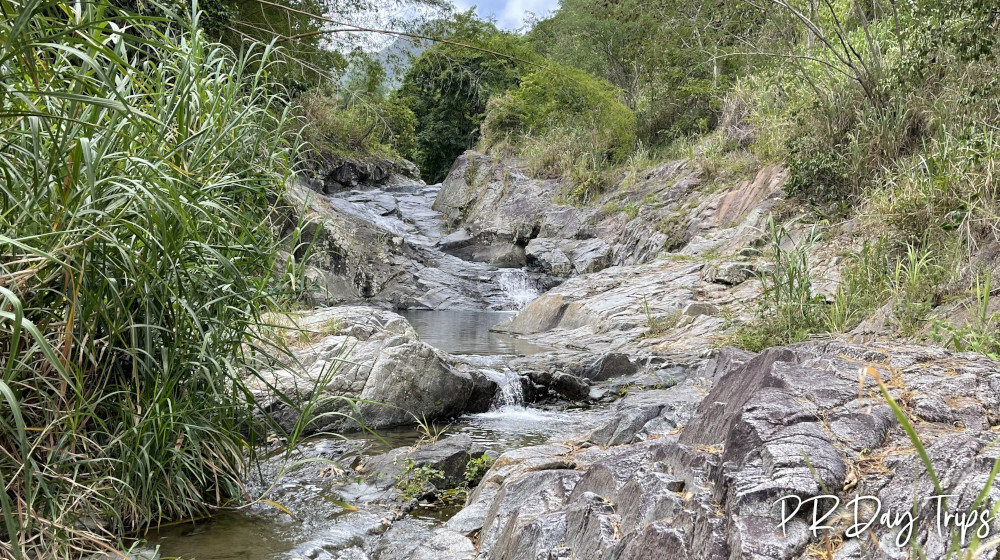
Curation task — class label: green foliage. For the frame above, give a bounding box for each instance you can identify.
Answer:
[530,0,762,144]
[890,245,943,336]
[478,63,636,204]
[784,135,850,206]
[296,89,417,160]
[485,64,636,163]
[732,219,826,351]
[412,413,449,444]
[824,239,894,333]
[932,273,1000,359]
[464,454,494,486]
[399,13,532,182]
[395,458,445,501]
[0,2,321,555]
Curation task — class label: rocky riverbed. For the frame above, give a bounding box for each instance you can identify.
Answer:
[142,154,1000,559]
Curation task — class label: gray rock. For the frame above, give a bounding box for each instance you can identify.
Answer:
[478,469,583,558]
[682,301,719,317]
[704,261,754,285]
[438,229,473,251]
[254,307,488,434]
[283,178,545,311]
[526,237,574,277]
[298,155,419,194]
[356,341,474,429]
[549,371,591,401]
[362,434,486,489]
[374,523,474,560]
[570,238,612,274]
[444,341,1000,560]
[581,352,638,381]
[470,243,526,267]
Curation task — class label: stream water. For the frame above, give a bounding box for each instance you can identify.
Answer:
[139,181,601,559]
[142,312,604,560]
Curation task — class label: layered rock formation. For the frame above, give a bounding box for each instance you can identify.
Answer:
[443,342,1000,559]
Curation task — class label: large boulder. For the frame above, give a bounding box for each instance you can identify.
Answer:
[253,307,487,433]
[297,155,420,194]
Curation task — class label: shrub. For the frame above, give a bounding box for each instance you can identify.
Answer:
[784,135,850,206]
[399,26,530,182]
[482,64,636,164]
[296,90,417,161]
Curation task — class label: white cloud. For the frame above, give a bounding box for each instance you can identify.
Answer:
[498,0,558,29]
[449,0,557,31]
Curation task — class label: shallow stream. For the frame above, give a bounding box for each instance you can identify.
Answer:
[142,311,606,560]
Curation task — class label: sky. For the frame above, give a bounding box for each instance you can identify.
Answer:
[451,0,560,30]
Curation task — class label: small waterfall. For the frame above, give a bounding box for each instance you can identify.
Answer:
[482,368,525,409]
[497,269,540,311]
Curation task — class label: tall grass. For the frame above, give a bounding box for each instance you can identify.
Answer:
[0,1,306,556]
[732,218,826,351]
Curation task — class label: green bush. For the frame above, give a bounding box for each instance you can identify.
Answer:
[399,19,530,182]
[297,90,417,161]
[482,64,636,164]
[784,135,850,206]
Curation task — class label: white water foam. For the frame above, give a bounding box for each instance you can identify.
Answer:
[481,368,525,409]
[496,269,540,311]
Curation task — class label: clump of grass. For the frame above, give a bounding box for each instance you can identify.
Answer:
[641,297,683,338]
[931,273,1000,359]
[731,218,826,351]
[412,413,449,444]
[0,3,314,556]
[824,239,894,334]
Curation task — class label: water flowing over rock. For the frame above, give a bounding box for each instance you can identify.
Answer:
[496,269,541,311]
[280,174,554,311]
[481,368,526,409]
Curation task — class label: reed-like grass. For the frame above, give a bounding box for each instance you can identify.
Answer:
[0,1,309,556]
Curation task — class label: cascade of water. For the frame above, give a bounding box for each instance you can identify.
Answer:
[482,368,525,409]
[497,269,540,311]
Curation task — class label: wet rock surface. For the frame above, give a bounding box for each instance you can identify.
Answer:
[362,435,489,490]
[282,178,550,311]
[156,152,1000,560]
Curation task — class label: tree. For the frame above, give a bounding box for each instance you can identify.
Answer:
[529,0,764,143]
[398,12,533,182]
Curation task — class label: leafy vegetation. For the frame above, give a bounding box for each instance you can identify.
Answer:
[398,14,532,182]
[464,454,494,486]
[732,220,827,351]
[394,458,445,500]
[0,2,340,556]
